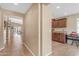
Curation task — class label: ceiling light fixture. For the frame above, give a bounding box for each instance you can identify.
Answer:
[56,6,60,9]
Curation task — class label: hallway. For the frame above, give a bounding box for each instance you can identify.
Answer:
[0,3,41,56]
[0,31,32,56]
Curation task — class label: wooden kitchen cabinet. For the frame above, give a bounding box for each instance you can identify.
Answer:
[52,32,66,43]
[52,19,55,28]
[52,20,59,28]
[52,18,67,43]
[59,18,66,27]
[52,33,60,41]
[52,18,67,28]
[54,20,59,28]
[59,33,66,43]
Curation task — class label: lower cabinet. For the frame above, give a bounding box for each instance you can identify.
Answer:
[52,32,66,43]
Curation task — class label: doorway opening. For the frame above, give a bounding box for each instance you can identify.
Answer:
[4,16,23,46]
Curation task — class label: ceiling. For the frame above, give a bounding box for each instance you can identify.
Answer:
[1,3,79,18]
[0,3,32,14]
[50,3,79,18]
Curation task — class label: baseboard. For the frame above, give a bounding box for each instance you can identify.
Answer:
[45,51,53,56]
[0,46,5,51]
[24,43,53,56]
[23,43,36,56]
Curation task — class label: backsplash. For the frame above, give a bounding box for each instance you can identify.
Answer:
[53,28,67,33]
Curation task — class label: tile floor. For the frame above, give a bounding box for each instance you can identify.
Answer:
[50,41,79,56]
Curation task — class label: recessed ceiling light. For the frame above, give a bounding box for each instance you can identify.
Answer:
[56,6,60,9]
[14,3,18,6]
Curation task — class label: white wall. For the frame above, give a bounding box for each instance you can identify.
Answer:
[24,4,39,56]
[66,14,79,34]
[0,8,4,49]
[41,4,53,56]
[24,3,53,56]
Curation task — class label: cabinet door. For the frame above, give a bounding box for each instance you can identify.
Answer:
[52,33,56,41]
[57,33,60,42]
[52,33,60,42]
[61,19,66,27]
[52,33,58,41]
[58,19,62,27]
[54,20,59,28]
[59,18,66,27]
[59,33,66,43]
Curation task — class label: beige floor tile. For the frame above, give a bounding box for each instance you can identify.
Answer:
[50,41,79,56]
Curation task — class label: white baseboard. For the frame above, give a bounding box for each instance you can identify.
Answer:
[0,46,5,51]
[24,43,53,56]
[45,51,53,56]
[23,43,36,56]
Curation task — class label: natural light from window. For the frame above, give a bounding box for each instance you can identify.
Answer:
[77,18,79,33]
[9,17,23,24]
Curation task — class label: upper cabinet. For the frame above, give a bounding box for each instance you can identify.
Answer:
[52,18,67,28]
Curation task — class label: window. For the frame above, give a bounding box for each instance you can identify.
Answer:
[77,18,79,33]
[9,16,23,24]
